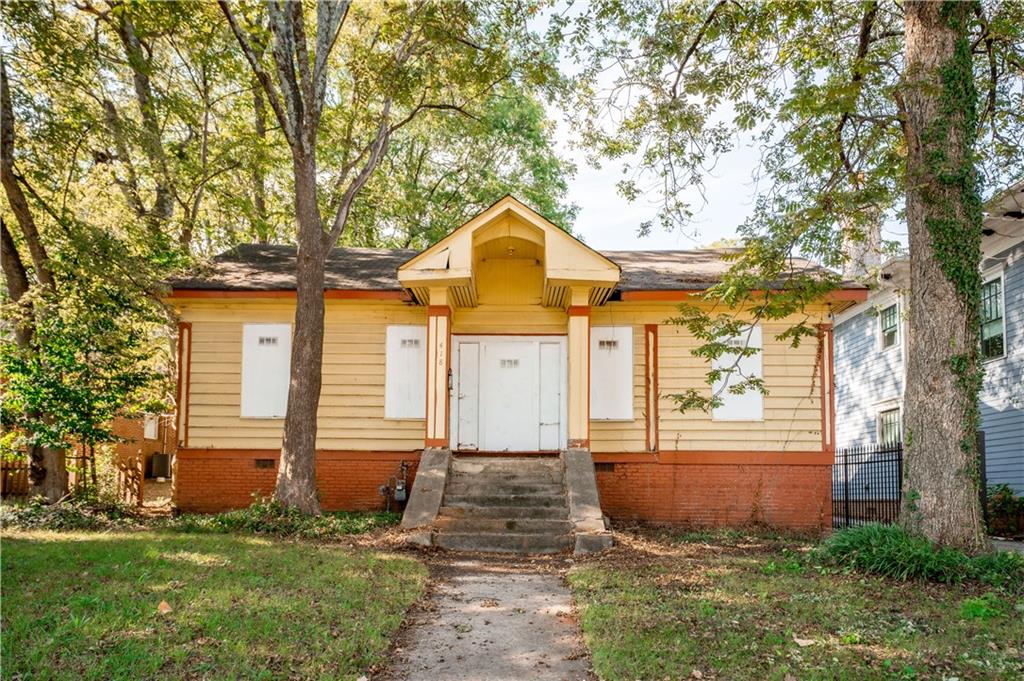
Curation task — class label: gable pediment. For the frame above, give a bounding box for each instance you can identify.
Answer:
[398,196,620,307]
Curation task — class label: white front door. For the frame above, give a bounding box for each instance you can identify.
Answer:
[451,336,566,451]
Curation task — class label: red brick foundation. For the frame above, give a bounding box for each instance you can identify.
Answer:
[595,459,831,532]
[174,450,419,513]
[175,448,831,532]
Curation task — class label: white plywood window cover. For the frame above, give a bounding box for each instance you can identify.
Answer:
[590,326,633,420]
[385,325,427,419]
[241,323,292,418]
[712,325,763,421]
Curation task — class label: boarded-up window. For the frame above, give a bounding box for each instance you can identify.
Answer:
[712,325,763,421]
[590,326,633,420]
[241,323,292,418]
[385,325,427,419]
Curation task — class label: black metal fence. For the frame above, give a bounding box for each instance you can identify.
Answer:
[833,442,903,529]
[832,434,989,530]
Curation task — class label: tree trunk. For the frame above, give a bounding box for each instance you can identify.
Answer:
[32,445,69,502]
[274,151,325,514]
[901,0,988,552]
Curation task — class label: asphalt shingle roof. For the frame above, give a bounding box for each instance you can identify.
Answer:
[167,243,857,292]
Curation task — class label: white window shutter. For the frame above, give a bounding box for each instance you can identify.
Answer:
[241,323,292,418]
[590,326,633,420]
[385,325,427,419]
[712,325,763,421]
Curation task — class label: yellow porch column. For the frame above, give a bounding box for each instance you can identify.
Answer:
[425,287,451,448]
[567,286,591,449]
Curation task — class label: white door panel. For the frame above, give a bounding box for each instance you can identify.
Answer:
[538,342,563,450]
[481,342,539,451]
[456,342,480,449]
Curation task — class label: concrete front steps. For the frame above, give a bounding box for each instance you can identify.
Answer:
[434,456,573,554]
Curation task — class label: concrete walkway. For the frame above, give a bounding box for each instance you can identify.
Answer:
[383,558,591,681]
[993,538,1024,554]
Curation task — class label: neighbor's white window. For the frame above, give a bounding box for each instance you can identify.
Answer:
[981,276,1005,360]
[241,323,292,418]
[712,325,763,421]
[878,407,902,445]
[590,326,634,420]
[143,414,159,440]
[385,325,427,419]
[879,303,899,349]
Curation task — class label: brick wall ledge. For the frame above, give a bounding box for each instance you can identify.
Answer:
[592,450,833,466]
[176,448,421,462]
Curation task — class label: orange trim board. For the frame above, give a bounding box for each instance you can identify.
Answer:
[619,289,869,302]
[177,448,422,461]
[591,451,833,465]
[167,289,411,301]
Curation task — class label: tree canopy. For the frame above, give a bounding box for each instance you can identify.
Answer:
[0,0,572,501]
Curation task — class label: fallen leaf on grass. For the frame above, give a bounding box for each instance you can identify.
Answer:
[157,601,172,615]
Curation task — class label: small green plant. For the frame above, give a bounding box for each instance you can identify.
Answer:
[814,524,1024,591]
[761,553,805,575]
[839,630,862,645]
[959,593,1009,620]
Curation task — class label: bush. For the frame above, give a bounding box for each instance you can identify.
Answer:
[815,524,1024,591]
[167,497,400,540]
[987,484,1024,537]
[1,496,137,531]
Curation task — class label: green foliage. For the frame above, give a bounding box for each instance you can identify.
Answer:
[987,484,1024,535]
[168,497,401,540]
[1,274,168,450]
[959,592,1009,619]
[816,523,1024,590]
[354,84,577,248]
[553,0,1024,414]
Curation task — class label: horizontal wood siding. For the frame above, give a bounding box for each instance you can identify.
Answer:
[658,319,824,452]
[178,298,829,455]
[181,301,426,451]
[590,303,829,453]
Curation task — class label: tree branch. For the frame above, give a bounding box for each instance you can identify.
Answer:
[218,0,295,145]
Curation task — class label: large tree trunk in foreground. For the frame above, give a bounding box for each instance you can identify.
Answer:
[901,0,987,552]
[274,153,325,514]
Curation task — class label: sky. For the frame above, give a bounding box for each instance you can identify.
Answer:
[550,114,764,251]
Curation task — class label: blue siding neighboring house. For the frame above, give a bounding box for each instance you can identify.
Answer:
[833,182,1024,494]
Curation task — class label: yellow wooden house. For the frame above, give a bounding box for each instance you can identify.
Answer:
[168,197,865,550]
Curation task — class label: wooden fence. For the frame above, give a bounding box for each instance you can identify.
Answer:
[1,452,145,506]
[1,460,30,500]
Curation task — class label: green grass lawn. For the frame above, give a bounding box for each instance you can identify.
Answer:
[569,529,1024,680]
[1,530,426,680]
